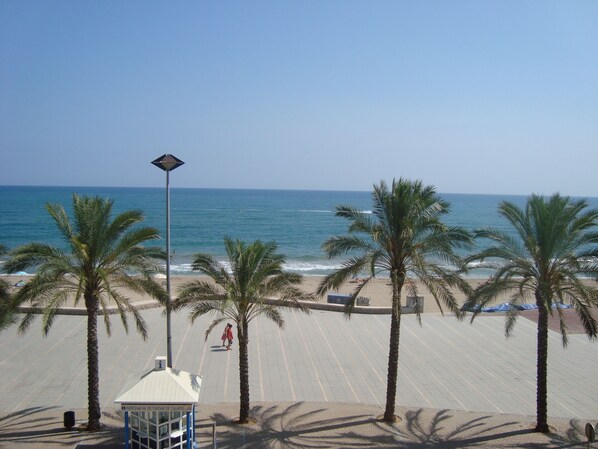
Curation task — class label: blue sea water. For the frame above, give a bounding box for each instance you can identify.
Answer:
[1,186,597,276]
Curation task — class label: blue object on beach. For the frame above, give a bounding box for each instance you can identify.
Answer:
[479,302,572,312]
[481,302,525,312]
[482,303,507,312]
[552,303,572,309]
[519,303,538,310]
[460,303,482,312]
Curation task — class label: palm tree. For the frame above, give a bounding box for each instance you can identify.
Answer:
[317,179,473,422]
[174,237,312,424]
[464,193,598,433]
[0,244,15,331]
[4,194,165,431]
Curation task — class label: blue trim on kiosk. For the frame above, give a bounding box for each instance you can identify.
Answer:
[124,411,130,449]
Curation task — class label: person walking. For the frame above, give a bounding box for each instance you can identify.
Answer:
[221,324,228,347]
[225,323,234,351]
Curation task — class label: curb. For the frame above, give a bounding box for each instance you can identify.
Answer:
[18,300,418,316]
[17,300,161,316]
[18,299,400,316]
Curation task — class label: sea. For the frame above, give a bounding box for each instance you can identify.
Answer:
[2,185,598,277]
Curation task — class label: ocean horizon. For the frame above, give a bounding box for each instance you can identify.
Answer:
[2,185,598,277]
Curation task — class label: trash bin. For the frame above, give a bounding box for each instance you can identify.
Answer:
[64,411,75,428]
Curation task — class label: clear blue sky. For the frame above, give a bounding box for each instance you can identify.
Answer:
[1,1,597,196]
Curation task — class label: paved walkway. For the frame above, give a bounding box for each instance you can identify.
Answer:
[1,307,597,448]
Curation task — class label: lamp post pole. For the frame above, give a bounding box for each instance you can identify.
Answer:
[151,154,184,368]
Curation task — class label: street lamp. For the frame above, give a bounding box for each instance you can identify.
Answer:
[151,153,184,368]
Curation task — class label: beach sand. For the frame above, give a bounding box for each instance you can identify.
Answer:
[5,274,597,316]
[3,274,486,313]
[159,275,491,314]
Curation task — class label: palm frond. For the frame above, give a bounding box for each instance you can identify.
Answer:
[204,317,228,341]
[101,304,113,337]
[256,305,284,327]
[189,300,228,323]
[321,235,370,258]
[504,306,519,337]
[129,305,149,341]
[17,310,38,335]
[316,255,373,296]
[174,280,225,308]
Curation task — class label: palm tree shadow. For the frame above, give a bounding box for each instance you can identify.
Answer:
[208,402,390,448]
[394,408,532,448]
[204,403,588,448]
[548,419,588,447]
[0,406,124,448]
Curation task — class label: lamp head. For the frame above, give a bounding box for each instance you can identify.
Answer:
[151,154,185,171]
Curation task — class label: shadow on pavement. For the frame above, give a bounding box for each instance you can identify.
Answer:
[202,402,589,449]
[1,402,590,448]
[0,407,124,449]
[211,345,228,352]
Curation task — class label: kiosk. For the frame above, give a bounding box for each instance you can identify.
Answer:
[115,357,202,449]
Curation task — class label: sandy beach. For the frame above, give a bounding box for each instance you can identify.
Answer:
[3,274,490,314]
[5,273,597,316]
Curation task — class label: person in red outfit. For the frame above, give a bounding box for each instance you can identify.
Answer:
[221,324,228,347]
[225,323,234,350]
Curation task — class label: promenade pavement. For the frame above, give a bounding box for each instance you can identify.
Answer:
[1,300,597,448]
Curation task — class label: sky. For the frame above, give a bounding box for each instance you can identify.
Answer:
[1,1,597,196]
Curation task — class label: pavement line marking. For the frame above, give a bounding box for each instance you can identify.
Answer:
[458,317,537,410]
[65,363,88,405]
[419,316,504,413]
[368,315,434,408]
[0,315,86,366]
[342,316,387,404]
[146,347,159,370]
[277,323,296,401]
[431,317,523,389]
[371,314,438,408]
[196,327,211,376]
[361,372,381,407]
[470,315,584,418]
[8,317,88,412]
[514,311,576,352]
[402,322,469,410]
[345,317,385,383]
[547,393,578,418]
[254,318,265,401]
[0,315,77,366]
[100,328,139,409]
[438,315,539,412]
[312,312,360,402]
[173,320,194,367]
[223,346,231,401]
[291,310,328,401]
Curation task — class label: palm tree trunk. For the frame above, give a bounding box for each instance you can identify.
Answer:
[384,272,403,422]
[535,290,549,433]
[86,295,101,432]
[238,320,250,423]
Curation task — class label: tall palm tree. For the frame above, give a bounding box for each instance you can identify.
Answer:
[174,237,312,423]
[464,193,598,433]
[317,179,473,422]
[4,195,166,431]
